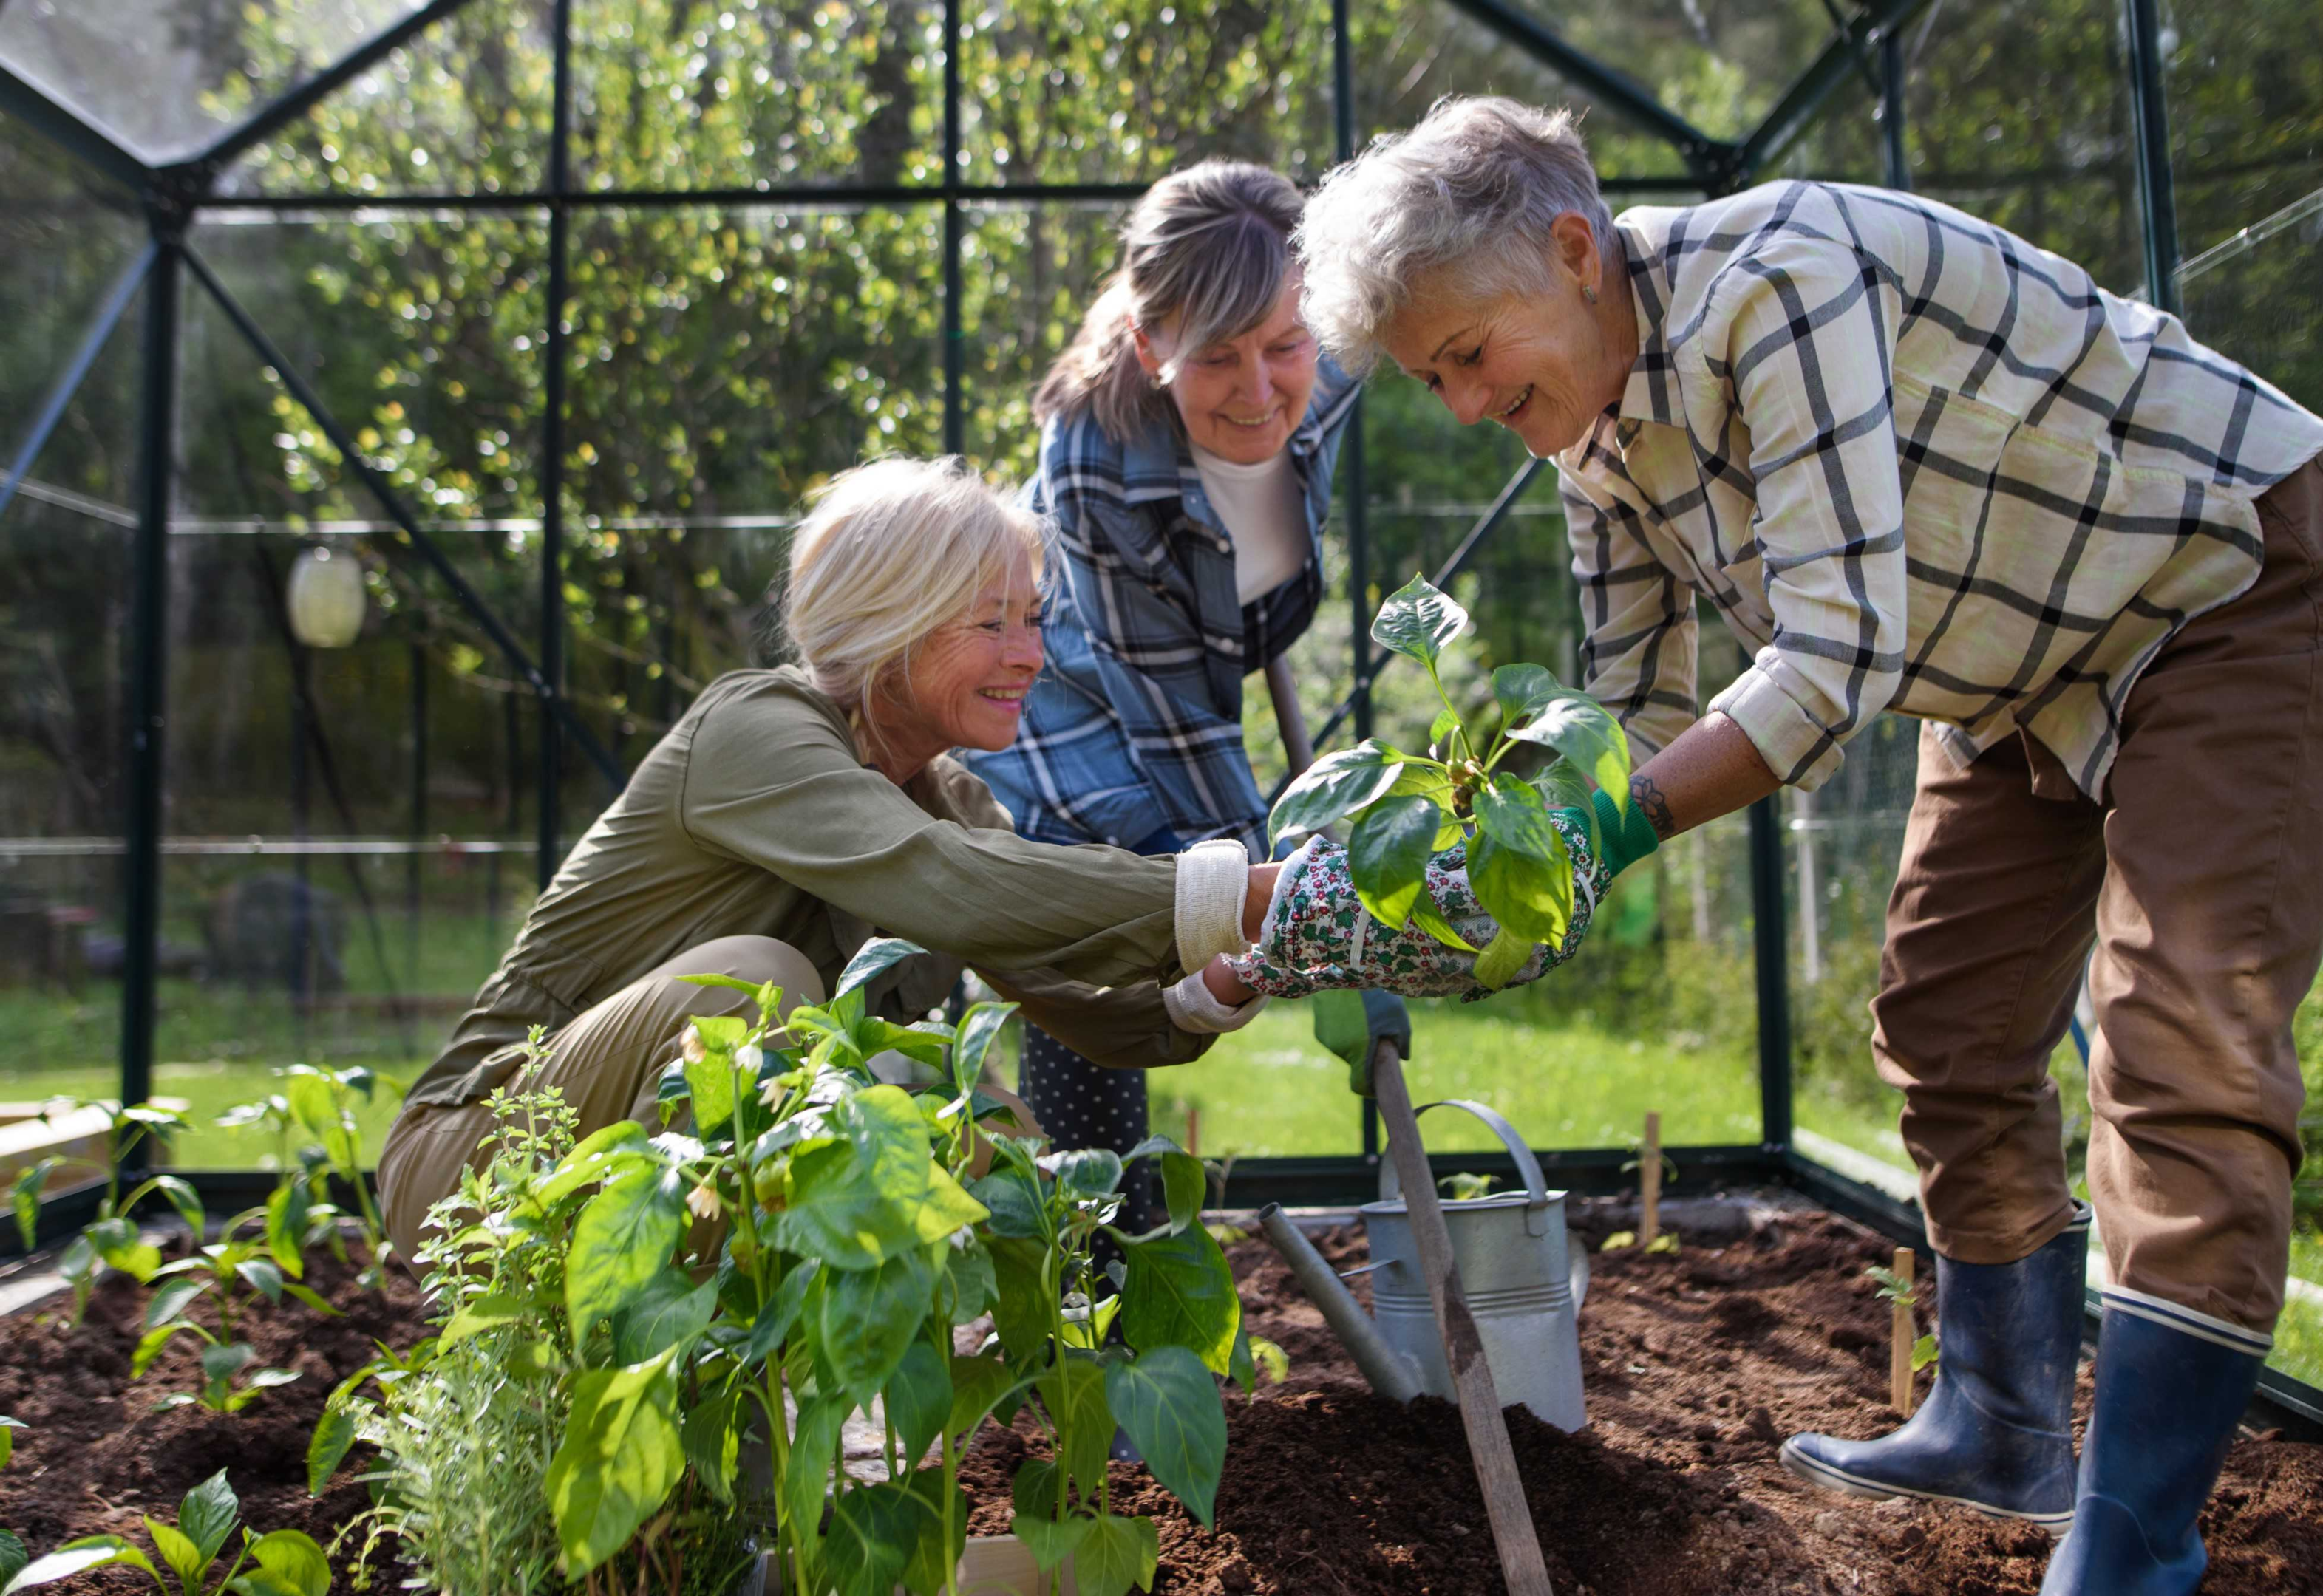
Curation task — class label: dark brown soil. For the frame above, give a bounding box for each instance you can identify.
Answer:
[0,1234,426,1595]
[959,1212,2323,1595]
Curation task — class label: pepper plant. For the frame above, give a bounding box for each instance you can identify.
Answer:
[1268,573,1637,988]
[1,1470,329,1596]
[13,1099,194,1326]
[133,1197,336,1414]
[216,1064,397,1286]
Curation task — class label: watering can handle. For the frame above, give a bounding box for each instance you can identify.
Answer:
[1376,1099,1552,1207]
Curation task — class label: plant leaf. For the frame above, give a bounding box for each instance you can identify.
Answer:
[9,1160,57,1253]
[1155,1150,1206,1236]
[943,1239,997,1320]
[1266,740,1405,848]
[1473,772,1571,867]
[782,1394,849,1561]
[835,937,929,999]
[132,1323,200,1378]
[262,1181,309,1280]
[1073,1513,1160,1596]
[565,1166,687,1351]
[3,1538,156,1593]
[439,1292,527,1348]
[242,1532,329,1596]
[1912,1334,1941,1373]
[945,1352,1017,1441]
[774,1086,986,1271]
[812,1247,939,1407]
[145,1278,206,1331]
[1346,794,1441,931]
[1040,1148,1122,1201]
[899,1465,970,1595]
[177,1470,239,1565]
[305,1405,356,1496]
[948,1002,1016,1099]
[543,1348,685,1577]
[1469,832,1573,947]
[1531,758,1598,820]
[143,1518,205,1596]
[1503,691,1631,800]
[965,1165,1046,1241]
[682,1051,738,1142]
[1472,927,1534,992]
[1121,1224,1241,1374]
[234,1258,285,1304]
[679,1391,741,1505]
[1007,1460,1089,1571]
[0,1530,25,1590]
[884,1337,953,1467]
[744,1258,818,1368]
[1371,573,1469,668]
[1038,1356,1115,1507]
[611,1269,718,1365]
[1104,1347,1227,1527]
[1491,662,1565,726]
[200,1342,254,1386]
[86,1216,160,1283]
[987,1237,1051,1365]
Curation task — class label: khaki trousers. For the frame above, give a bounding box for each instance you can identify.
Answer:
[378,935,827,1265]
[1872,457,2323,1335]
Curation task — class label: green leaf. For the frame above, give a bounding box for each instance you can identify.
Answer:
[1073,1513,1160,1596]
[243,1532,329,1596]
[177,1470,239,1565]
[683,1051,738,1142]
[987,1237,1052,1364]
[0,1530,25,1590]
[543,1347,685,1577]
[945,1352,1017,1441]
[0,1417,16,1471]
[1473,772,1572,867]
[439,1292,526,1348]
[775,1086,987,1271]
[305,1404,356,1496]
[565,1166,687,1351]
[1470,831,1574,947]
[744,1259,818,1368]
[1491,662,1565,726]
[537,1121,651,1205]
[132,1323,200,1378]
[610,1269,717,1365]
[284,1076,336,1146]
[1267,740,1406,848]
[1406,889,1478,952]
[262,1181,310,1279]
[1156,1151,1206,1235]
[1248,1334,1290,1385]
[10,1160,56,1252]
[826,1481,918,1596]
[812,1247,938,1406]
[782,1394,849,1554]
[680,1391,741,1504]
[1371,573,1469,668]
[146,1278,206,1331]
[1346,794,1442,931]
[1912,1334,1941,1373]
[1121,1224,1240,1374]
[1007,1461,1089,1572]
[884,1338,953,1466]
[143,1518,205,1596]
[1503,691,1631,800]
[899,1466,969,1595]
[943,1240,997,1320]
[1472,927,1535,992]
[1104,1347,1227,1527]
[1531,758,1598,819]
[1042,1148,1122,1201]
[200,1343,254,1386]
[1038,1356,1114,1506]
[141,1176,205,1237]
[4,1538,157,1593]
[86,1216,161,1283]
[949,1002,1016,1098]
[965,1166,1046,1241]
[234,1258,285,1304]
[836,937,929,999]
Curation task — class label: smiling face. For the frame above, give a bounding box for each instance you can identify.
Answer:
[873,549,1045,776]
[1135,273,1320,464]
[1380,213,1633,460]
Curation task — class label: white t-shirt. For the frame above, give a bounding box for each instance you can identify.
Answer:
[1191,444,1309,605]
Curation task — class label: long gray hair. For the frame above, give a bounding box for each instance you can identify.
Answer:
[1034,160,1305,444]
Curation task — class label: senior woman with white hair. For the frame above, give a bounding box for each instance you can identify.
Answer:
[1296,95,2323,1596]
[378,455,1534,1264]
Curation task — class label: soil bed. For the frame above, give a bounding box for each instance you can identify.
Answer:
[959,1210,2323,1596]
[3,1206,2318,1595]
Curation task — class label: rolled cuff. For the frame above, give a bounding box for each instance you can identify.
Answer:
[1162,969,1271,1034]
[1706,664,1846,792]
[1174,838,1254,966]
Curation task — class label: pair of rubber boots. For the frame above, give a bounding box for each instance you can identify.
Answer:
[1780,1207,2268,1595]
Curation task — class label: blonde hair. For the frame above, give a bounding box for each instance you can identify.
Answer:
[1295,97,1615,375]
[780,456,1050,734]
[1035,160,1307,444]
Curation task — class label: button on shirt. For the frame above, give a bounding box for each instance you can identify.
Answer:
[962,360,1361,855]
[1559,181,2323,798]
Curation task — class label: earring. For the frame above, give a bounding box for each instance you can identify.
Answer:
[1582,284,1599,306]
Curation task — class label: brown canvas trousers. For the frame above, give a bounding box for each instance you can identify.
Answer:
[1872,457,2323,1335]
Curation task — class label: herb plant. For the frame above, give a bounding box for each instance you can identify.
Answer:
[1,1470,328,1596]
[1268,573,1636,988]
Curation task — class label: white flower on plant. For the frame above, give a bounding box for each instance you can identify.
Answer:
[687,1181,723,1222]
[948,1225,975,1250]
[736,1043,764,1073]
[758,1075,785,1108]
[681,1025,708,1065]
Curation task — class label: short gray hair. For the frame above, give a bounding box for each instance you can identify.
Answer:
[1294,98,1616,374]
[1035,160,1305,444]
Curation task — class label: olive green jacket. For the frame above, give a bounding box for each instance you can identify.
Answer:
[407,667,1203,1107]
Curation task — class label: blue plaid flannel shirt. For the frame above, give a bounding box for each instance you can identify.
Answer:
[962,360,1361,858]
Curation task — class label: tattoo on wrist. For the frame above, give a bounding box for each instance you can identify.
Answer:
[1630,774,1676,840]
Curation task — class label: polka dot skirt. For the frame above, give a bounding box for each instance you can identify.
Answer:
[1019,1024,1157,1237]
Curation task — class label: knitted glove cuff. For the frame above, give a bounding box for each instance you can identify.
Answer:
[1590,787,1661,878]
[1174,838,1254,967]
[1162,970,1271,1034]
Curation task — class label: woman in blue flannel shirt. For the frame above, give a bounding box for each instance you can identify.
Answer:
[962,160,1361,1224]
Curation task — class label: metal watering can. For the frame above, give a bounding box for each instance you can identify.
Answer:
[1261,1099,1591,1430]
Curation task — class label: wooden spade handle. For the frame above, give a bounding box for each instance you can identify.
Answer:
[1371,1040,1554,1596]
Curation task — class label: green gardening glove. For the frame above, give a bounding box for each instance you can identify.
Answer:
[1583,786,1661,886]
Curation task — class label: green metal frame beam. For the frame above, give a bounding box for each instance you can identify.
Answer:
[1731,0,1939,185]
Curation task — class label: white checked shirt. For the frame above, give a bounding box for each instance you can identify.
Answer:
[1558,181,2323,797]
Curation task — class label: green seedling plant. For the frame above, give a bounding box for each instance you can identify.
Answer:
[1,1416,24,1587]
[1268,573,1637,989]
[15,1098,193,1326]
[217,1064,398,1286]
[1,1469,329,1596]
[1866,1265,1940,1373]
[1437,1172,1500,1202]
[134,1198,337,1414]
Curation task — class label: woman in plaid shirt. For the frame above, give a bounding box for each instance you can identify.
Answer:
[1298,97,2323,1595]
[960,161,1361,1232]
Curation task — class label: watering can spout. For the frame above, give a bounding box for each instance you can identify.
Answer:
[1256,1204,1425,1405]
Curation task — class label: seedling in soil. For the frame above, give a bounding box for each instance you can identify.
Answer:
[18,1099,192,1326]
[134,1201,337,1413]
[1268,573,1638,989]
[217,1064,398,1287]
[1868,1256,1938,1415]
[1865,1264,1939,1373]
[1,1469,329,1596]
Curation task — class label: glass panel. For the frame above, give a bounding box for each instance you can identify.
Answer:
[0,286,140,1142]
[159,214,549,1167]
[0,0,437,167]
[1901,0,2149,297]
[962,0,1333,188]
[571,0,940,195]
[959,200,1126,477]
[217,0,554,201]
[1356,1,1692,183]
[2163,1,2323,262]
[1763,66,1888,187]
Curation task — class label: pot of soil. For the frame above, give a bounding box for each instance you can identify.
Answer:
[1363,1099,1590,1430]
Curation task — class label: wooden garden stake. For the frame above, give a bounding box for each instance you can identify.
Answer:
[1186,1105,1200,1158]
[1890,1247,1916,1416]
[1639,1111,1662,1247]
[1371,1040,1554,1596]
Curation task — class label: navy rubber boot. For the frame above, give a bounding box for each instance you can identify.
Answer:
[1780,1207,2089,1535]
[2037,1293,2268,1595]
